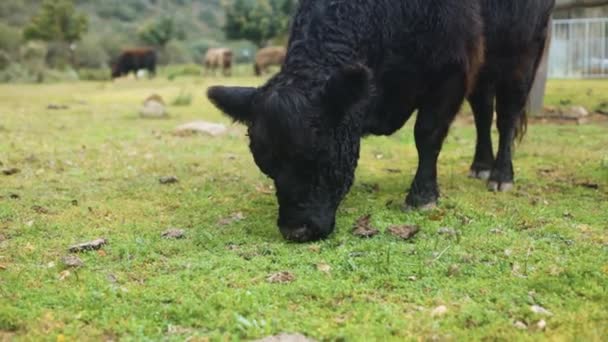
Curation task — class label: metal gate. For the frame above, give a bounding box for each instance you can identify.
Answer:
[549,18,608,78]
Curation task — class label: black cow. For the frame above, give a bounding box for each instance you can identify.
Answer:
[111,48,157,79]
[468,1,554,192]
[208,0,554,242]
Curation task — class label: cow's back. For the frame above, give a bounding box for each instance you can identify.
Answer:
[481,0,554,54]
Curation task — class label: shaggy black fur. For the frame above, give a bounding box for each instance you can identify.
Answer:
[111,48,157,79]
[208,0,554,242]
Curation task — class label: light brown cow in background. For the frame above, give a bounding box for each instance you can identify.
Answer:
[254,46,286,76]
[204,48,233,76]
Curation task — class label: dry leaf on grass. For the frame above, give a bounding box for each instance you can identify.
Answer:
[161,228,186,239]
[352,215,379,238]
[31,205,50,214]
[267,271,295,284]
[68,238,107,253]
[431,305,448,317]
[388,225,420,240]
[159,176,179,184]
[2,167,20,176]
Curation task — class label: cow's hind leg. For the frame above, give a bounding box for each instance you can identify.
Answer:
[468,77,495,180]
[490,59,537,192]
[405,72,467,209]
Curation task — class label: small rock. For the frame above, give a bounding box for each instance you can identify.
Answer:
[2,168,20,176]
[352,214,379,238]
[490,228,503,234]
[174,121,227,137]
[68,238,107,253]
[530,305,553,316]
[431,305,448,317]
[536,319,547,330]
[61,255,84,268]
[159,175,179,184]
[407,276,417,281]
[254,333,316,342]
[267,271,296,284]
[437,227,458,236]
[107,274,118,283]
[513,321,528,330]
[161,228,185,239]
[388,224,420,240]
[140,94,168,118]
[563,105,589,119]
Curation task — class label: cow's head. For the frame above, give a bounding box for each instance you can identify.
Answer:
[208,65,372,242]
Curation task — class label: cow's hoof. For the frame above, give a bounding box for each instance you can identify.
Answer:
[468,169,491,180]
[488,181,514,192]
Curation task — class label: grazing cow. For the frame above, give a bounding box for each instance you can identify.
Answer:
[254,46,287,76]
[207,0,553,242]
[204,48,233,76]
[111,48,156,79]
[468,1,555,192]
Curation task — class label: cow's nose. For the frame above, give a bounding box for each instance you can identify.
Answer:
[280,225,316,242]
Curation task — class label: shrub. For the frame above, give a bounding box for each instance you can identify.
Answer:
[171,90,193,106]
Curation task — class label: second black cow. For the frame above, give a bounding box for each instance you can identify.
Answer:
[111,48,157,79]
[208,0,555,242]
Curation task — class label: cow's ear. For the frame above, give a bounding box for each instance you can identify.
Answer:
[323,64,372,119]
[207,86,257,124]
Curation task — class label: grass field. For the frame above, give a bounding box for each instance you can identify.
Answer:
[1,76,607,341]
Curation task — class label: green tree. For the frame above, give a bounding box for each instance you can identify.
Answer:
[223,0,295,47]
[139,17,181,48]
[23,0,88,44]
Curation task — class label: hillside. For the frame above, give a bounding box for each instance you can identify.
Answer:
[0,0,228,67]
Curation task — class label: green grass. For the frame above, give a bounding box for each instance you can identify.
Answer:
[0,78,607,341]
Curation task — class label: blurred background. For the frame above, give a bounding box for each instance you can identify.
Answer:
[0,0,296,82]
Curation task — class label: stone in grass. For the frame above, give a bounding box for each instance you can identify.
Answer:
[159,175,179,184]
[254,333,316,342]
[267,271,296,284]
[431,305,448,317]
[139,94,168,119]
[161,228,185,239]
[174,121,227,137]
[388,224,420,240]
[352,214,379,238]
[68,238,107,253]
[61,255,84,268]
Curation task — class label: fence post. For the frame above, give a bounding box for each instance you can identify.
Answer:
[527,19,554,117]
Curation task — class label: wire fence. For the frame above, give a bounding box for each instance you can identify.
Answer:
[549,18,608,78]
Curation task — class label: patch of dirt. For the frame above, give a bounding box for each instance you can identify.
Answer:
[47,104,69,110]
[61,255,84,268]
[68,238,107,253]
[218,212,245,226]
[161,228,185,239]
[159,176,179,184]
[267,271,295,284]
[31,205,50,214]
[388,225,420,240]
[352,215,379,238]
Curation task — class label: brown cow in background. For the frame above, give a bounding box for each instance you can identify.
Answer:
[204,48,233,76]
[254,46,286,76]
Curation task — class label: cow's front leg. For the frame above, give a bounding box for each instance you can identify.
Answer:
[405,73,466,209]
